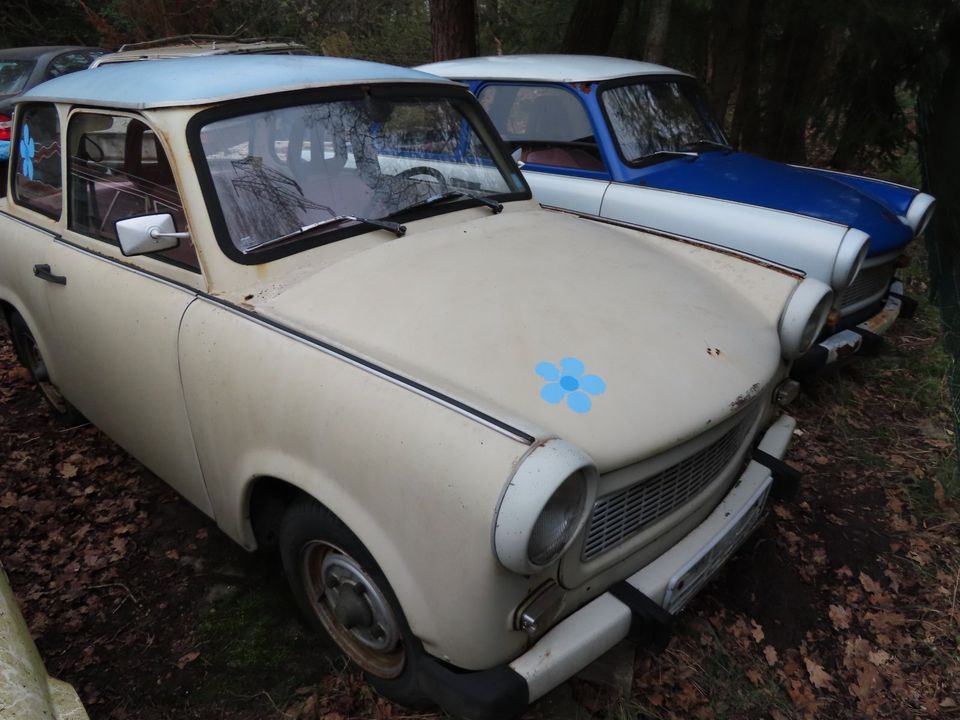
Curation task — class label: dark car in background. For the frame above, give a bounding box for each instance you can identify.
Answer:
[1,46,105,174]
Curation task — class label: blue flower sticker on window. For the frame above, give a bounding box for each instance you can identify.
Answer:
[535,357,606,414]
[19,124,34,180]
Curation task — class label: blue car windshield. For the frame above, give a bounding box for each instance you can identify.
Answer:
[601,81,725,163]
[0,60,36,96]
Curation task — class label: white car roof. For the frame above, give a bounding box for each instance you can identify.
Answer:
[416,54,691,83]
[23,55,454,110]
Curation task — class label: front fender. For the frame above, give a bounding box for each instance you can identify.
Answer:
[178,298,543,669]
[597,183,857,293]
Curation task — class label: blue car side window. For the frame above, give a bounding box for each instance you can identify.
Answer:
[477,84,606,173]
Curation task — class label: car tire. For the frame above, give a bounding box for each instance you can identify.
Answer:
[7,310,85,426]
[278,496,432,710]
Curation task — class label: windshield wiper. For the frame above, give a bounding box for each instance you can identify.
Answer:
[633,149,699,165]
[680,138,732,152]
[397,190,503,215]
[244,214,406,253]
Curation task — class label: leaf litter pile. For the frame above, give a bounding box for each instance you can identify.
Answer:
[1,267,957,720]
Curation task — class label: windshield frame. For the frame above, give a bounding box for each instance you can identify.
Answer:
[597,75,728,169]
[187,82,531,265]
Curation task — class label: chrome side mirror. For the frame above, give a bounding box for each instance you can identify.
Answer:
[115,214,190,257]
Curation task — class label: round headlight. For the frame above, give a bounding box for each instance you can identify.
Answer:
[779,278,834,360]
[905,192,936,237]
[494,440,597,574]
[528,472,587,566]
[831,228,870,291]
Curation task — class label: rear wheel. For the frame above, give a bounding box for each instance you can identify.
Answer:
[7,310,84,426]
[278,497,431,709]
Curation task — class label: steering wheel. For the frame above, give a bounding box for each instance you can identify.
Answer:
[396,165,448,192]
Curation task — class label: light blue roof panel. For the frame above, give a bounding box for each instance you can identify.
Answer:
[23,55,455,109]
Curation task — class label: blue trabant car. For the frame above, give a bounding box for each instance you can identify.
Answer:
[418,55,936,372]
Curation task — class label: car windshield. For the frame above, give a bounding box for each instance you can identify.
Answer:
[600,80,726,163]
[0,60,36,96]
[198,93,525,255]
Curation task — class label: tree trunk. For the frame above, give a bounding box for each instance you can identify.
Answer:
[430,0,477,61]
[729,0,764,151]
[560,0,625,55]
[759,2,825,163]
[706,0,750,130]
[643,0,672,64]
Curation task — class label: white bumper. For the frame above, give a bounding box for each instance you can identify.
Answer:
[812,280,905,366]
[509,413,797,701]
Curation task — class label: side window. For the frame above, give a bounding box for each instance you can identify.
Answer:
[67,112,200,272]
[478,85,604,172]
[45,51,99,80]
[13,103,62,219]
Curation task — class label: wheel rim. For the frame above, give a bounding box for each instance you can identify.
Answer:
[17,328,69,414]
[300,540,405,678]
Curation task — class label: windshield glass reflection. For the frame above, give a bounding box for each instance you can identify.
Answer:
[199,94,524,254]
[601,81,725,163]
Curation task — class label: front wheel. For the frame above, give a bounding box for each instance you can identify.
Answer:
[7,311,84,426]
[278,497,431,709]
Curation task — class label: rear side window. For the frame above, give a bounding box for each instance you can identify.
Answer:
[46,50,102,80]
[67,112,200,272]
[0,60,35,95]
[13,103,62,219]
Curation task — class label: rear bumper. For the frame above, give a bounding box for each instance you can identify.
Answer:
[417,413,797,720]
[793,279,907,374]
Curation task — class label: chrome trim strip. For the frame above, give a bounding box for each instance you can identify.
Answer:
[198,296,536,445]
[40,232,535,445]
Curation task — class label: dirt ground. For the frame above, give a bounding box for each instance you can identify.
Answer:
[1,265,958,720]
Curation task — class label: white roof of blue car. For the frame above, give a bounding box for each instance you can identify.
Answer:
[416,55,690,83]
[23,55,454,110]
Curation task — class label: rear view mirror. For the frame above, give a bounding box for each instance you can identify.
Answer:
[115,213,189,257]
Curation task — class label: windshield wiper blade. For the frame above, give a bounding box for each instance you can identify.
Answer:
[633,149,699,165]
[398,190,503,215]
[244,214,406,253]
[680,138,732,152]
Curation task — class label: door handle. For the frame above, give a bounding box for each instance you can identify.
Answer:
[33,264,67,285]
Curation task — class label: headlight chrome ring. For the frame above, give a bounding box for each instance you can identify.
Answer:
[494,439,597,575]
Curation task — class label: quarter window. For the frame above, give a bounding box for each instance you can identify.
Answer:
[13,104,62,219]
[67,113,200,272]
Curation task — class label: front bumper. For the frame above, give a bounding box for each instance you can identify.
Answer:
[417,413,797,720]
[793,279,910,374]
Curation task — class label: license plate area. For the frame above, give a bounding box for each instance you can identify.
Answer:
[662,476,773,614]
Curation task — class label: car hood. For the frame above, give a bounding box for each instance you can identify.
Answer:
[253,205,789,470]
[635,151,913,255]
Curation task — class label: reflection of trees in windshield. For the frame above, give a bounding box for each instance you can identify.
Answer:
[602,82,718,161]
[230,157,334,245]
[202,95,517,254]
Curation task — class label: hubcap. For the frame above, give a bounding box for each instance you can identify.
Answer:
[301,541,404,677]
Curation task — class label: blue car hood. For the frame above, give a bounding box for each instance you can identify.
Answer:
[635,151,913,256]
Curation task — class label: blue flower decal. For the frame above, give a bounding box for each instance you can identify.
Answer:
[19,124,34,180]
[535,357,606,414]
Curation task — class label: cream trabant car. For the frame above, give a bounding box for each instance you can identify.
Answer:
[0,56,830,719]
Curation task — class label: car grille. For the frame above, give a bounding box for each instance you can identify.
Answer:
[838,260,895,312]
[580,412,755,562]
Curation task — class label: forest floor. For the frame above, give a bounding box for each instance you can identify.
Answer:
[1,261,958,720]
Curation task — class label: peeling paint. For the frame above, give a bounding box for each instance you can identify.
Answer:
[730,383,762,410]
